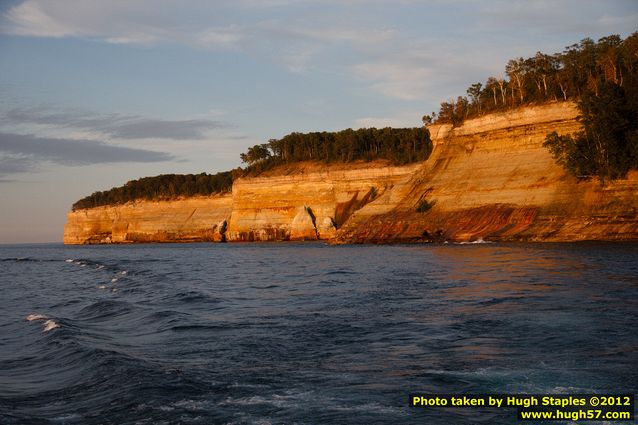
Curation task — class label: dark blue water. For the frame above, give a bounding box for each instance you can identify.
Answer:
[0,242,636,424]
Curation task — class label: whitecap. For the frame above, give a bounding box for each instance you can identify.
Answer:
[65,259,74,263]
[111,278,119,283]
[99,285,107,289]
[458,237,493,245]
[43,320,59,332]
[121,271,128,275]
[26,314,47,321]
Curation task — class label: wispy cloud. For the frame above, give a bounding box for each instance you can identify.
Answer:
[0,132,174,178]
[2,107,225,140]
[0,155,36,177]
[353,59,433,101]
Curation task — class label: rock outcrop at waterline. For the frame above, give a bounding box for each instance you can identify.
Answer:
[64,102,638,244]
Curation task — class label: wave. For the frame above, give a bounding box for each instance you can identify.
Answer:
[76,300,134,320]
[0,337,169,423]
[324,269,358,275]
[2,257,59,263]
[166,291,219,304]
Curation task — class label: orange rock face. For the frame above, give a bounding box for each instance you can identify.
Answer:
[336,102,638,243]
[64,102,638,244]
[225,162,420,242]
[63,195,233,244]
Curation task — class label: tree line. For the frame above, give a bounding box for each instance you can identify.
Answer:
[72,171,234,210]
[72,126,432,210]
[240,127,433,174]
[427,33,638,127]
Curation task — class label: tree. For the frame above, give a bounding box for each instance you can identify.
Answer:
[485,77,500,108]
[467,82,483,114]
[240,143,272,165]
[453,96,469,126]
[506,58,526,104]
[422,114,433,125]
[544,81,638,182]
[497,77,507,105]
[437,101,455,123]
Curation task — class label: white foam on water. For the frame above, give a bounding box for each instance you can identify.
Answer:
[51,413,81,422]
[332,402,403,415]
[26,314,47,321]
[222,391,315,409]
[111,278,119,283]
[97,265,105,269]
[99,285,107,289]
[65,259,74,263]
[458,237,493,245]
[121,271,128,275]
[43,319,59,332]
[112,288,118,292]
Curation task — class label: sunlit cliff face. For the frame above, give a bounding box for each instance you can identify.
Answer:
[65,103,638,245]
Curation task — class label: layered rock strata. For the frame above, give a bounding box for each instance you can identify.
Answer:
[336,102,638,242]
[225,162,421,241]
[64,102,638,244]
[63,195,232,244]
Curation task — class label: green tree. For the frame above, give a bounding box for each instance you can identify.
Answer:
[466,82,483,114]
[544,81,638,182]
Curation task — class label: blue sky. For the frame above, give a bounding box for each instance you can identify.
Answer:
[0,0,636,243]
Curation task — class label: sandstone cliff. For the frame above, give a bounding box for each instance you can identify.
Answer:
[336,102,638,242]
[226,162,420,242]
[63,195,232,244]
[64,102,638,244]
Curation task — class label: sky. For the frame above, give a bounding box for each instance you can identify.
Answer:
[0,0,636,243]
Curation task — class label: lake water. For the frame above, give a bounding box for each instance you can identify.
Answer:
[1,242,636,424]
